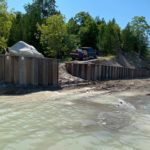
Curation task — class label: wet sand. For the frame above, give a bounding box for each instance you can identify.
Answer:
[0,78,150,96]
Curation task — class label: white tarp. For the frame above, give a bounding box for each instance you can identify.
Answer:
[8,41,44,58]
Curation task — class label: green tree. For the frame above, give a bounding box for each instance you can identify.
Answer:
[130,16,150,56]
[23,2,42,47]
[67,18,80,48]
[122,24,138,53]
[8,12,24,46]
[0,0,13,53]
[75,12,98,48]
[67,12,98,48]
[8,0,58,51]
[96,19,121,54]
[0,0,7,13]
[40,0,58,18]
[96,18,106,52]
[122,16,150,56]
[38,15,73,58]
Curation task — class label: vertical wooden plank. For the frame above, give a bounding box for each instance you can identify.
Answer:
[123,67,125,79]
[91,64,95,81]
[119,67,121,79]
[133,69,135,78]
[25,57,32,86]
[98,65,102,81]
[42,59,48,86]
[106,66,109,80]
[72,63,75,76]
[56,59,59,85]
[92,64,96,81]
[114,67,116,79]
[84,64,87,80]
[52,60,58,85]
[0,55,5,81]
[78,63,82,78]
[121,67,123,79]
[48,59,53,85]
[127,68,129,78]
[101,65,105,80]
[111,66,114,80]
[115,67,118,80]
[115,66,117,79]
[74,63,81,77]
[129,68,131,78]
[129,68,132,79]
[109,66,113,80]
[81,64,85,79]
[87,64,91,81]
[94,64,98,80]
[38,58,43,86]
[90,64,94,81]
[113,66,116,80]
[32,58,39,86]
[109,66,112,80]
[90,64,94,80]
[5,55,14,83]
[125,68,128,79]
[117,67,119,79]
[118,67,121,79]
[19,56,26,85]
[131,69,133,79]
[105,66,108,80]
[13,56,19,84]
[0,56,2,81]
[104,66,107,80]
[71,63,74,75]
[4,55,9,83]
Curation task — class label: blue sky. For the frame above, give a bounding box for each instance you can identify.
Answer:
[7,0,150,28]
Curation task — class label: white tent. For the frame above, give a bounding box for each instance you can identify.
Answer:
[8,41,44,58]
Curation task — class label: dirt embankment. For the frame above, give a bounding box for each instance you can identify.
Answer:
[82,52,150,69]
[59,52,150,86]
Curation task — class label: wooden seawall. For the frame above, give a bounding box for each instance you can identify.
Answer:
[66,62,150,81]
[0,55,58,87]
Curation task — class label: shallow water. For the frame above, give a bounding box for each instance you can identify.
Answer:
[0,91,150,150]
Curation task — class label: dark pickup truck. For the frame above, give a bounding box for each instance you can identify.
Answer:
[70,47,97,60]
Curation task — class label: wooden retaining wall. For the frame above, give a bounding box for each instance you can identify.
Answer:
[65,62,150,81]
[0,55,58,86]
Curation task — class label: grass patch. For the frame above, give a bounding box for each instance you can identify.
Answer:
[97,55,116,61]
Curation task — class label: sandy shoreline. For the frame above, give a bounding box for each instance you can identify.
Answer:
[0,78,149,102]
[62,78,150,94]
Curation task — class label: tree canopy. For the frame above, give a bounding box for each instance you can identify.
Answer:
[0,0,150,59]
[38,15,67,57]
[122,16,150,56]
[0,0,13,53]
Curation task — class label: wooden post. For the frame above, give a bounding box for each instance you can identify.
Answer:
[13,56,19,85]
[48,59,52,85]
[98,65,102,80]
[0,55,5,82]
[92,64,96,81]
[52,59,58,86]
[87,64,91,81]
[32,58,39,86]
[5,55,13,83]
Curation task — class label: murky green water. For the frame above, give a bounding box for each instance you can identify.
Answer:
[0,91,150,150]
